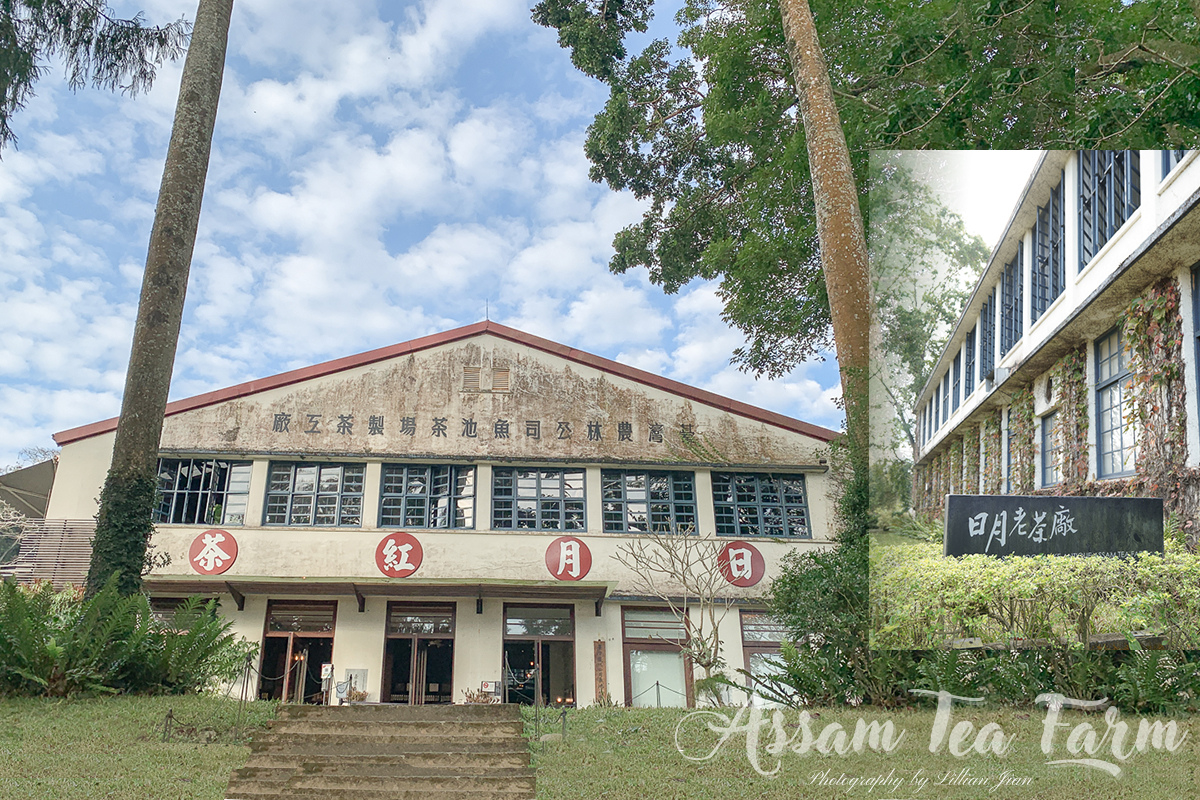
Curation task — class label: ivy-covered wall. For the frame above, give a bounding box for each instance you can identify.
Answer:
[914,276,1200,551]
[962,425,980,494]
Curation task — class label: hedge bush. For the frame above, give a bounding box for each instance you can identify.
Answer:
[871,535,1200,649]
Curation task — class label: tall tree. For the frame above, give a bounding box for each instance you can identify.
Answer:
[0,0,189,149]
[86,0,233,596]
[777,0,868,481]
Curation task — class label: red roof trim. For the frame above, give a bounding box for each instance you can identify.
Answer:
[53,321,840,445]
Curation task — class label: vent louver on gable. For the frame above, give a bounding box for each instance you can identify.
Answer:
[492,368,510,392]
[463,366,481,391]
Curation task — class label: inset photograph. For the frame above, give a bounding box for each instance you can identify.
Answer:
[869,149,1200,651]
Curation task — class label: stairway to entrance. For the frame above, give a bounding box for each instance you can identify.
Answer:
[224,703,535,800]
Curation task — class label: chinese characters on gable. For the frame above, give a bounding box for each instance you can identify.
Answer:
[268,412,696,445]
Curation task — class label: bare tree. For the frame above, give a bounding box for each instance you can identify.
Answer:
[0,500,37,568]
[613,527,737,702]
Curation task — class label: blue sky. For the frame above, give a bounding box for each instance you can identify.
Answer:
[0,0,851,468]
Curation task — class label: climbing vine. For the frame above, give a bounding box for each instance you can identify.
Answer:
[962,425,980,494]
[949,437,963,495]
[1124,278,1188,495]
[982,410,1002,494]
[911,274,1200,551]
[1009,385,1037,493]
[1051,345,1089,488]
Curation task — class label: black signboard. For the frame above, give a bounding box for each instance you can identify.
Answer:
[943,494,1163,557]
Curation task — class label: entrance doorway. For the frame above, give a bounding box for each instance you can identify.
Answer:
[503,605,575,706]
[382,603,455,704]
[260,600,337,703]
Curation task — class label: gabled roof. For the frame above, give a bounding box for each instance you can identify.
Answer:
[53,321,840,445]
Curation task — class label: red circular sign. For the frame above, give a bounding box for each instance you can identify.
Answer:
[545,536,592,581]
[717,541,765,587]
[188,529,238,575]
[375,532,423,577]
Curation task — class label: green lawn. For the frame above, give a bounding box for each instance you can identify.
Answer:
[2,698,1194,799]
[528,705,1198,799]
[0,694,277,800]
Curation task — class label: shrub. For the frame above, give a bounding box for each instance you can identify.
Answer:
[0,577,255,697]
[870,537,1200,648]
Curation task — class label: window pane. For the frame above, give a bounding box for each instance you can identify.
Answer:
[625,609,685,640]
[628,650,687,708]
[506,606,573,637]
[713,473,810,538]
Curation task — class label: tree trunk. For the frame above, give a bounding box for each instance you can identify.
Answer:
[86,0,234,596]
[778,0,870,484]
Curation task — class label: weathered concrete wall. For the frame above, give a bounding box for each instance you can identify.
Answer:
[155,336,828,466]
[151,525,825,598]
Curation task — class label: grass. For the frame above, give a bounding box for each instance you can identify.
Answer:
[0,694,277,800]
[527,705,1198,799]
[2,696,1194,798]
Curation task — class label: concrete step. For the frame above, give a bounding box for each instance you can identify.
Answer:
[240,752,531,772]
[227,776,534,800]
[276,703,518,722]
[263,719,524,737]
[295,763,534,779]
[228,790,532,800]
[248,738,527,757]
[226,703,534,799]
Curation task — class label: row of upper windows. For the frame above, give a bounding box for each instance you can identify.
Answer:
[153,460,812,538]
[918,150,1193,451]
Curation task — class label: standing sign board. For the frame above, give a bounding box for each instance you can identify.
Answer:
[944,494,1163,557]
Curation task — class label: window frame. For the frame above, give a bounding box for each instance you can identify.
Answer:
[491,467,586,531]
[1041,411,1061,487]
[621,607,693,708]
[1163,149,1188,179]
[952,351,961,413]
[711,472,811,538]
[153,457,253,527]
[1032,171,1065,321]
[379,464,476,529]
[1078,150,1141,272]
[740,610,789,707]
[1095,327,1136,478]
[980,287,997,381]
[263,462,365,527]
[601,469,697,533]
[964,325,975,398]
[1000,247,1024,357]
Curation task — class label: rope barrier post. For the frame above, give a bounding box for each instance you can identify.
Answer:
[163,708,173,743]
[560,708,567,740]
[656,681,661,708]
[235,651,251,741]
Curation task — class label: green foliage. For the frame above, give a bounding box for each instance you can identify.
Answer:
[869,458,912,528]
[0,0,189,149]
[0,577,254,697]
[1114,650,1200,714]
[536,0,1200,383]
[869,154,989,452]
[86,466,156,596]
[871,536,1200,649]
